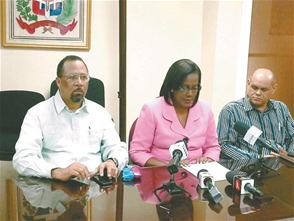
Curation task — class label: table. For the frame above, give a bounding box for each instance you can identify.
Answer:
[1,157,293,221]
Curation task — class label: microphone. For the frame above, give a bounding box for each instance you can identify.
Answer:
[226,171,263,197]
[197,169,223,203]
[234,121,279,154]
[167,138,188,174]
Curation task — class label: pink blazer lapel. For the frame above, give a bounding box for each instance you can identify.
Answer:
[161,101,201,137]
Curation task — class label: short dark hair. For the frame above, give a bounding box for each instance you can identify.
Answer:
[56,55,88,77]
[159,59,202,106]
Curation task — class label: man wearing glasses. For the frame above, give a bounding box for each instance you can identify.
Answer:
[13,55,128,181]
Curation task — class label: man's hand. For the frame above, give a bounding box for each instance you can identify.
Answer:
[270,146,287,157]
[278,146,287,156]
[51,162,91,181]
[97,160,118,178]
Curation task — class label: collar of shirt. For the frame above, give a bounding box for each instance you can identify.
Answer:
[243,97,277,113]
[53,90,89,114]
[161,97,201,122]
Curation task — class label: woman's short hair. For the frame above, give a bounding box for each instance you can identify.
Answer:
[159,59,202,106]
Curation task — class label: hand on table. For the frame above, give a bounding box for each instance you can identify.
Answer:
[180,157,214,167]
[51,162,92,181]
[195,157,214,164]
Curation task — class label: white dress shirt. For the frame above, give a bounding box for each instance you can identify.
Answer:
[13,90,128,178]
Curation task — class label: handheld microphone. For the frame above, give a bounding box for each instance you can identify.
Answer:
[197,169,223,203]
[226,171,263,197]
[167,138,188,174]
[234,121,279,154]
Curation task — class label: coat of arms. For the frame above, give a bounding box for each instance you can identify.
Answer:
[16,0,78,35]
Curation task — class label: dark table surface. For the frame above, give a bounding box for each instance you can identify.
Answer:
[1,157,293,221]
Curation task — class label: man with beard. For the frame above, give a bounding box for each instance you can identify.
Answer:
[13,55,128,181]
[217,68,294,160]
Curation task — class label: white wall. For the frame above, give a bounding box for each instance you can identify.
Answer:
[203,0,252,116]
[0,0,121,126]
[127,0,203,128]
[1,0,252,140]
[126,0,252,139]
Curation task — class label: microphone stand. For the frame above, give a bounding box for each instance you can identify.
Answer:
[248,145,280,178]
[154,173,191,205]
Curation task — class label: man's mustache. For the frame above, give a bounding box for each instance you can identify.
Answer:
[73,88,83,92]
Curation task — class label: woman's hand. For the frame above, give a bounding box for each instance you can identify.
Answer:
[195,157,214,164]
[180,159,191,167]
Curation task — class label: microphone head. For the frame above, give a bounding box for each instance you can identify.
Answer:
[173,149,183,158]
[225,171,239,185]
[233,121,250,136]
[169,139,188,160]
[197,169,208,178]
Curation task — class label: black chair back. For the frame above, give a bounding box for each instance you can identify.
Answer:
[128,118,138,164]
[0,90,45,161]
[50,77,105,107]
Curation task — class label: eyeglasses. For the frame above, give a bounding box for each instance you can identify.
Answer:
[177,85,202,93]
[62,73,90,83]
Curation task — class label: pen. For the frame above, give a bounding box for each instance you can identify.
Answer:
[278,122,280,131]
[89,126,91,135]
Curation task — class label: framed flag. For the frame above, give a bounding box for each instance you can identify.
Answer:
[1,0,91,49]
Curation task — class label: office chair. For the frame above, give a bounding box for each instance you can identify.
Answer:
[50,77,105,107]
[128,118,138,164]
[128,118,138,148]
[0,90,45,161]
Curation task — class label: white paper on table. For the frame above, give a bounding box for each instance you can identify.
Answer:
[183,161,230,181]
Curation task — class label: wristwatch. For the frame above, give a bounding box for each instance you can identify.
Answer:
[108,158,118,167]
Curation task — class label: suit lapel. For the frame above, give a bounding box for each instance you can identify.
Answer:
[161,100,201,136]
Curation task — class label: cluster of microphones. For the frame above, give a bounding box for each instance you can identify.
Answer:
[166,121,276,213]
[166,137,225,204]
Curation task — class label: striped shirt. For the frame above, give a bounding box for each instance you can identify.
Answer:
[217,97,294,160]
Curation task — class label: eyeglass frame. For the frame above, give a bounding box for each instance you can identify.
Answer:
[61,73,90,83]
[177,85,202,93]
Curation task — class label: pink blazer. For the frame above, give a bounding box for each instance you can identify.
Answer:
[130,97,220,166]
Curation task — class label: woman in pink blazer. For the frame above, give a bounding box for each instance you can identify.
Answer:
[129,59,220,167]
